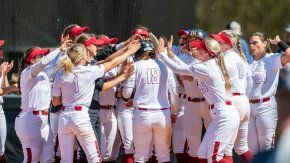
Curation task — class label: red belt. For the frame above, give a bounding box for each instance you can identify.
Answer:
[100,105,116,110]
[62,106,83,111]
[249,97,270,104]
[138,108,168,111]
[232,92,241,96]
[33,110,49,115]
[188,97,206,102]
[209,101,232,110]
[20,109,49,115]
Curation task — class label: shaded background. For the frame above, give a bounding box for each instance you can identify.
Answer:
[0,0,290,162]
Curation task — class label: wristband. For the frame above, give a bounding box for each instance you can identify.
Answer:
[277,41,290,52]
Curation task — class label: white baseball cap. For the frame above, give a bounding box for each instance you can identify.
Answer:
[228,21,242,36]
[285,24,290,33]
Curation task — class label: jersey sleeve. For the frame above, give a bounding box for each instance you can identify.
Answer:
[188,61,209,79]
[52,72,62,97]
[269,53,283,71]
[91,64,105,80]
[167,68,178,89]
[160,52,193,76]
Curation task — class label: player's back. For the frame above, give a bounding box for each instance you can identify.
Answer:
[224,50,249,94]
[133,59,170,109]
[53,64,104,107]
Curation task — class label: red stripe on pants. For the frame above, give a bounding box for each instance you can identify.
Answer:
[54,135,59,157]
[95,141,101,160]
[26,148,32,163]
[212,141,220,163]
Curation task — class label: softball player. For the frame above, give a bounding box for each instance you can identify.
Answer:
[247,33,290,155]
[116,57,135,163]
[15,40,68,163]
[211,30,253,162]
[52,42,140,163]
[49,24,89,162]
[171,30,190,162]
[0,45,18,162]
[160,37,240,163]
[180,29,212,163]
[122,40,178,163]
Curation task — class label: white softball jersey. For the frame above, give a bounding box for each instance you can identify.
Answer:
[99,67,118,106]
[160,52,231,105]
[123,59,176,109]
[0,77,3,104]
[20,49,61,111]
[247,53,283,99]
[52,64,105,107]
[177,54,204,98]
[224,50,251,94]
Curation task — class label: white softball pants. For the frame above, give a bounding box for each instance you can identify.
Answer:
[0,106,6,156]
[116,99,134,154]
[133,108,172,163]
[99,107,118,161]
[15,111,54,163]
[184,100,211,157]
[58,106,101,163]
[225,94,251,156]
[197,102,240,163]
[248,97,277,155]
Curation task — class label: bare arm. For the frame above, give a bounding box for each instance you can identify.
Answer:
[30,38,70,78]
[102,41,140,73]
[102,63,134,91]
[52,96,62,106]
[97,47,127,65]
[0,84,18,96]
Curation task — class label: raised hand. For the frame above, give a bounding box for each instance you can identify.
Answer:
[167,35,174,52]
[269,35,281,45]
[157,37,165,54]
[59,35,73,51]
[1,61,14,75]
[121,61,134,79]
[126,40,141,55]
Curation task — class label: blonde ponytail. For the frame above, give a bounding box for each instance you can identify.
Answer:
[60,43,88,74]
[60,55,73,73]
[217,52,232,92]
[204,37,232,92]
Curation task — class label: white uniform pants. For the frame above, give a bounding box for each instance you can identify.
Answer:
[248,98,277,154]
[184,100,211,157]
[116,99,134,154]
[58,106,101,163]
[197,102,240,163]
[133,108,172,163]
[99,107,118,161]
[225,95,250,155]
[0,106,6,156]
[172,102,186,154]
[15,111,54,163]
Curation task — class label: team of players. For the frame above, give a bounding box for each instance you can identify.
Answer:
[0,24,290,163]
